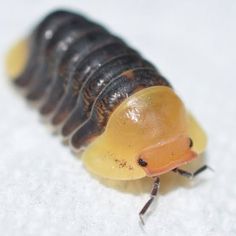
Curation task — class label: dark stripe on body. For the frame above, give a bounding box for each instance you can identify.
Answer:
[61,54,156,137]
[70,68,170,149]
[14,10,77,87]
[40,41,131,117]
[50,42,139,125]
[26,17,103,101]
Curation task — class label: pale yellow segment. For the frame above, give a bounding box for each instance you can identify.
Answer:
[5,38,28,79]
[187,112,207,154]
[82,135,147,180]
[82,86,192,180]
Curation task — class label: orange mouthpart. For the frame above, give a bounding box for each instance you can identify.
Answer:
[137,135,197,176]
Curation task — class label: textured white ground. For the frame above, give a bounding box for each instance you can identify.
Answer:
[0,1,236,236]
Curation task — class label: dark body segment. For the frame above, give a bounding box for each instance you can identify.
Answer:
[14,10,78,87]
[70,68,171,149]
[52,48,140,125]
[26,16,105,101]
[61,54,156,137]
[39,28,121,115]
[13,10,171,152]
[50,42,139,126]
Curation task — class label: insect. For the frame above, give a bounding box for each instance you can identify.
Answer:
[6,9,209,224]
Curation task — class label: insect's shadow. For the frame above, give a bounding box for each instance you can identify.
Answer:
[90,153,208,196]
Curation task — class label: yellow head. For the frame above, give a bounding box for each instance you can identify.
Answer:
[82,86,207,180]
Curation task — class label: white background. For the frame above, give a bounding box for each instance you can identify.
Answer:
[0,1,236,235]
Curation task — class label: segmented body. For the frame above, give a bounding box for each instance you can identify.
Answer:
[13,10,171,150]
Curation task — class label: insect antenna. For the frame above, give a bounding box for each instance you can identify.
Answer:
[172,165,214,179]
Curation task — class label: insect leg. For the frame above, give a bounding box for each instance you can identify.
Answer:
[139,176,160,225]
[172,165,213,179]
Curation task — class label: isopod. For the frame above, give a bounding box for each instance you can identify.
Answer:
[6,9,209,224]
